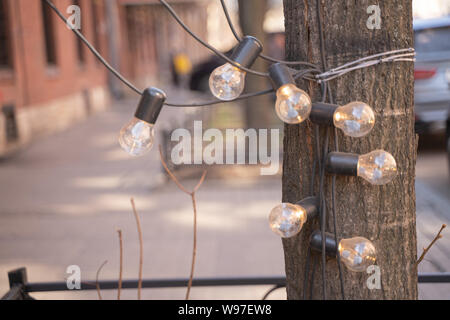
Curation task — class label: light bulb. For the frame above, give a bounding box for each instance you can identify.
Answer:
[338,237,376,272]
[333,101,375,137]
[119,117,155,156]
[269,203,307,238]
[209,63,246,101]
[118,87,165,156]
[275,84,312,124]
[208,36,262,101]
[358,150,397,185]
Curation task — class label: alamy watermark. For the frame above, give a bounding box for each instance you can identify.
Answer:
[170,121,280,176]
[66,265,81,290]
[66,5,81,30]
[367,5,381,30]
[366,265,381,290]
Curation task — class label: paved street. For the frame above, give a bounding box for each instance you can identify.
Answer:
[0,99,449,299]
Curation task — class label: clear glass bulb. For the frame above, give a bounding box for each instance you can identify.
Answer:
[118,117,155,156]
[269,203,307,238]
[275,84,312,124]
[338,237,376,272]
[209,63,246,101]
[357,150,397,185]
[333,101,375,137]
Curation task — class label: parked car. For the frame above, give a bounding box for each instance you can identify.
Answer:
[413,17,450,135]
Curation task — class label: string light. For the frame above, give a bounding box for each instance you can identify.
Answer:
[326,150,397,185]
[269,197,318,238]
[269,63,312,124]
[43,0,417,299]
[310,102,375,137]
[119,88,165,156]
[310,231,377,272]
[209,36,262,101]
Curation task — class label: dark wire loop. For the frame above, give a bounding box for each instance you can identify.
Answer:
[44,0,276,107]
[45,0,317,107]
[315,0,345,300]
[261,284,285,300]
[328,89,346,300]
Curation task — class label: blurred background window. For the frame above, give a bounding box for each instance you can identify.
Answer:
[90,0,102,64]
[73,0,85,65]
[0,0,13,69]
[41,0,58,66]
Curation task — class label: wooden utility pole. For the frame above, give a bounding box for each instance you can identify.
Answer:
[282,0,418,299]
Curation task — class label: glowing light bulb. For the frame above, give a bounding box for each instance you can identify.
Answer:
[358,150,397,185]
[119,118,155,156]
[269,203,308,238]
[338,237,377,272]
[209,63,246,101]
[275,84,312,124]
[333,101,375,137]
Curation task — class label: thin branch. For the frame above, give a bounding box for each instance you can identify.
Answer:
[95,260,108,300]
[415,224,446,270]
[130,198,144,300]
[159,145,190,194]
[186,193,198,300]
[158,145,207,300]
[117,229,124,300]
[193,171,207,193]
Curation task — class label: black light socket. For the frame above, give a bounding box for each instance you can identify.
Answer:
[230,36,263,69]
[310,102,339,126]
[310,230,338,257]
[268,63,295,91]
[326,152,359,176]
[134,87,166,124]
[295,196,319,220]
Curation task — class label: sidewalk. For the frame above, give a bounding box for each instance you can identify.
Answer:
[0,98,285,300]
[0,98,448,299]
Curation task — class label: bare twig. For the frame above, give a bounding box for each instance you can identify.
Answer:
[415,224,446,270]
[158,145,207,300]
[130,198,144,300]
[117,229,124,300]
[95,260,108,300]
[186,193,198,300]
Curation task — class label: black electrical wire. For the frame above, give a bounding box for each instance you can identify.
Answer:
[302,246,312,299]
[219,0,320,69]
[315,0,345,300]
[318,128,329,301]
[165,89,274,107]
[309,254,318,299]
[219,0,242,41]
[45,0,316,108]
[44,0,143,96]
[328,91,346,300]
[44,0,278,107]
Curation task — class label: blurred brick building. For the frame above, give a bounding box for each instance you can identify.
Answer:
[0,0,208,156]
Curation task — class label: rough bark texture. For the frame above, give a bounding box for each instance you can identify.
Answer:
[282,0,418,299]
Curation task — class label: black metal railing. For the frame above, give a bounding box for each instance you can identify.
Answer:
[2,268,450,300]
